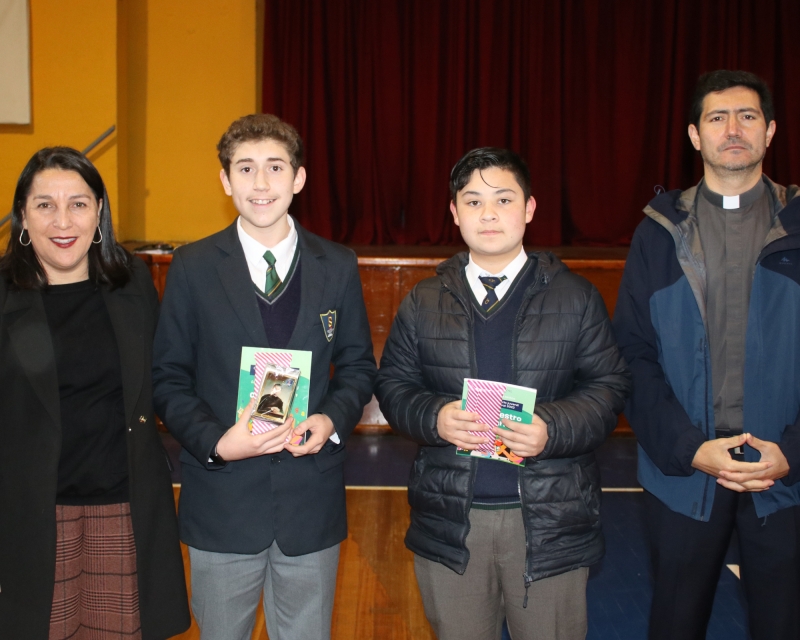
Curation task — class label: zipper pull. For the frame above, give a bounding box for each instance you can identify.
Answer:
[522,573,533,608]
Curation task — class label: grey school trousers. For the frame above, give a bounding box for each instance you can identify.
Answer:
[415,508,589,640]
[188,541,340,640]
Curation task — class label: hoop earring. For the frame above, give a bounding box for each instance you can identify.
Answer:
[19,228,31,246]
[92,227,103,244]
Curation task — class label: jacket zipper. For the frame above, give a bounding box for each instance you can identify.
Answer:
[698,338,712,520]
[518,471,533,607]
[513,268,548,608]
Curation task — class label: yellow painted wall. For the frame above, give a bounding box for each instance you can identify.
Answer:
[130,0,257,241]
[0,0,118,242]
[1,0,257,246]
[116,0,146,241]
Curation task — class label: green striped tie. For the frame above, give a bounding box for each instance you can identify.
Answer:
[263,250,281,298]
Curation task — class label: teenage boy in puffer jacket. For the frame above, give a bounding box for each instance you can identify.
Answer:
[375,147,630,640]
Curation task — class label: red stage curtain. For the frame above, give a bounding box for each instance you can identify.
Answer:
[262,0,800,246]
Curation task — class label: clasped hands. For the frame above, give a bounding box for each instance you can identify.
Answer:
[691,433,789,492]
[436,400,548,458]
[215,398,335,461]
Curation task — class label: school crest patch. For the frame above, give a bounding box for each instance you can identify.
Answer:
[320,310,337,342]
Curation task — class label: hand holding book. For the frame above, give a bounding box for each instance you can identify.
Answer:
[285,413,337,457]
[216,398,296,461]
[492,414,549,458]
[436,400,494,450]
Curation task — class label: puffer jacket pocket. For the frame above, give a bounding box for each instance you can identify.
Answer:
[572,458,601,527]
[408,448,427,494]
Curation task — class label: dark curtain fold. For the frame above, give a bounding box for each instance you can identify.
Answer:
[263,0,800,246]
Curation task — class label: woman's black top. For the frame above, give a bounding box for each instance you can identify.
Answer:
[41,280,129,505]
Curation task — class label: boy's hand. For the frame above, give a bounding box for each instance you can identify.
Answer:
[493,414,549,458]
[285,413,336,457]
[437,400,493,449]
[215,399,294,461]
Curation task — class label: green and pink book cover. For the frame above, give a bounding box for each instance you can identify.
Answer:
[456,378,537,466]
[236,347,312,444]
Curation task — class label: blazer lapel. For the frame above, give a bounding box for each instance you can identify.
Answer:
[103,285,144,426]
[3,289,61,426]
[287,224,328,349]
[216,222,269,345]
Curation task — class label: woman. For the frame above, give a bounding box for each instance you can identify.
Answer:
[0,147,190,639]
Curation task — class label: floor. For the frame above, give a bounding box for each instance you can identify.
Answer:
[163,433,751,640]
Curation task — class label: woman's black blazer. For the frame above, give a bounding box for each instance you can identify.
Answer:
[0,258,190,639]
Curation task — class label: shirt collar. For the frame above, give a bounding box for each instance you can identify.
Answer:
[700,177,766,211]
[465,247,529,282]
[464,247,529,304]
[236,216,298,285]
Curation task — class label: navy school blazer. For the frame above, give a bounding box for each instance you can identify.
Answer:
[152,218,377,555]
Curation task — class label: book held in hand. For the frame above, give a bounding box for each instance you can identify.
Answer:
[237,347,313,445]
[456,378,537,466]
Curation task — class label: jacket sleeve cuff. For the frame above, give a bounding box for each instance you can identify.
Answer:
[666,427,707,476]
[206,434,229,469]
[423,396,461,447]
[779,425,800,486]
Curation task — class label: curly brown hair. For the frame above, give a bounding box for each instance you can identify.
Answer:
[217,114,304,176]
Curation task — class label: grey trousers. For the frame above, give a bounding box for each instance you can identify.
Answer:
[188,542,340,640]
[415,508,589,640]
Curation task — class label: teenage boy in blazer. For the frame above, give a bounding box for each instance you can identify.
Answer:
[152,114,376,640]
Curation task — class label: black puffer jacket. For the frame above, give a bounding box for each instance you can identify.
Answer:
[375,252,630,587]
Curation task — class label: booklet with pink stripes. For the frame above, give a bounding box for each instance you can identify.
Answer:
[456,378,537,466]
[236,347,313,445]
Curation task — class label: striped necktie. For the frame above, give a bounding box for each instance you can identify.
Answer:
[263,250,281,298]
[478,275,507,313]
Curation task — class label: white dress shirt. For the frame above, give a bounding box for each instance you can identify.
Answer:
[465,247,529,304]
[237,216,298,293]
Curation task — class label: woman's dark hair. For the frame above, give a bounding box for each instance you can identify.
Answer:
[0,147,132,289]
[450,147,532,202]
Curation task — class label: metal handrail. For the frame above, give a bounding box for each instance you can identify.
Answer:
[0,125,116,229]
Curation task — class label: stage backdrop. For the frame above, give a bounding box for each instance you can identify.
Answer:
[262,0,800,246]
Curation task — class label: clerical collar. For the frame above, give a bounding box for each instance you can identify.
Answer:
[700,178,765,211]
